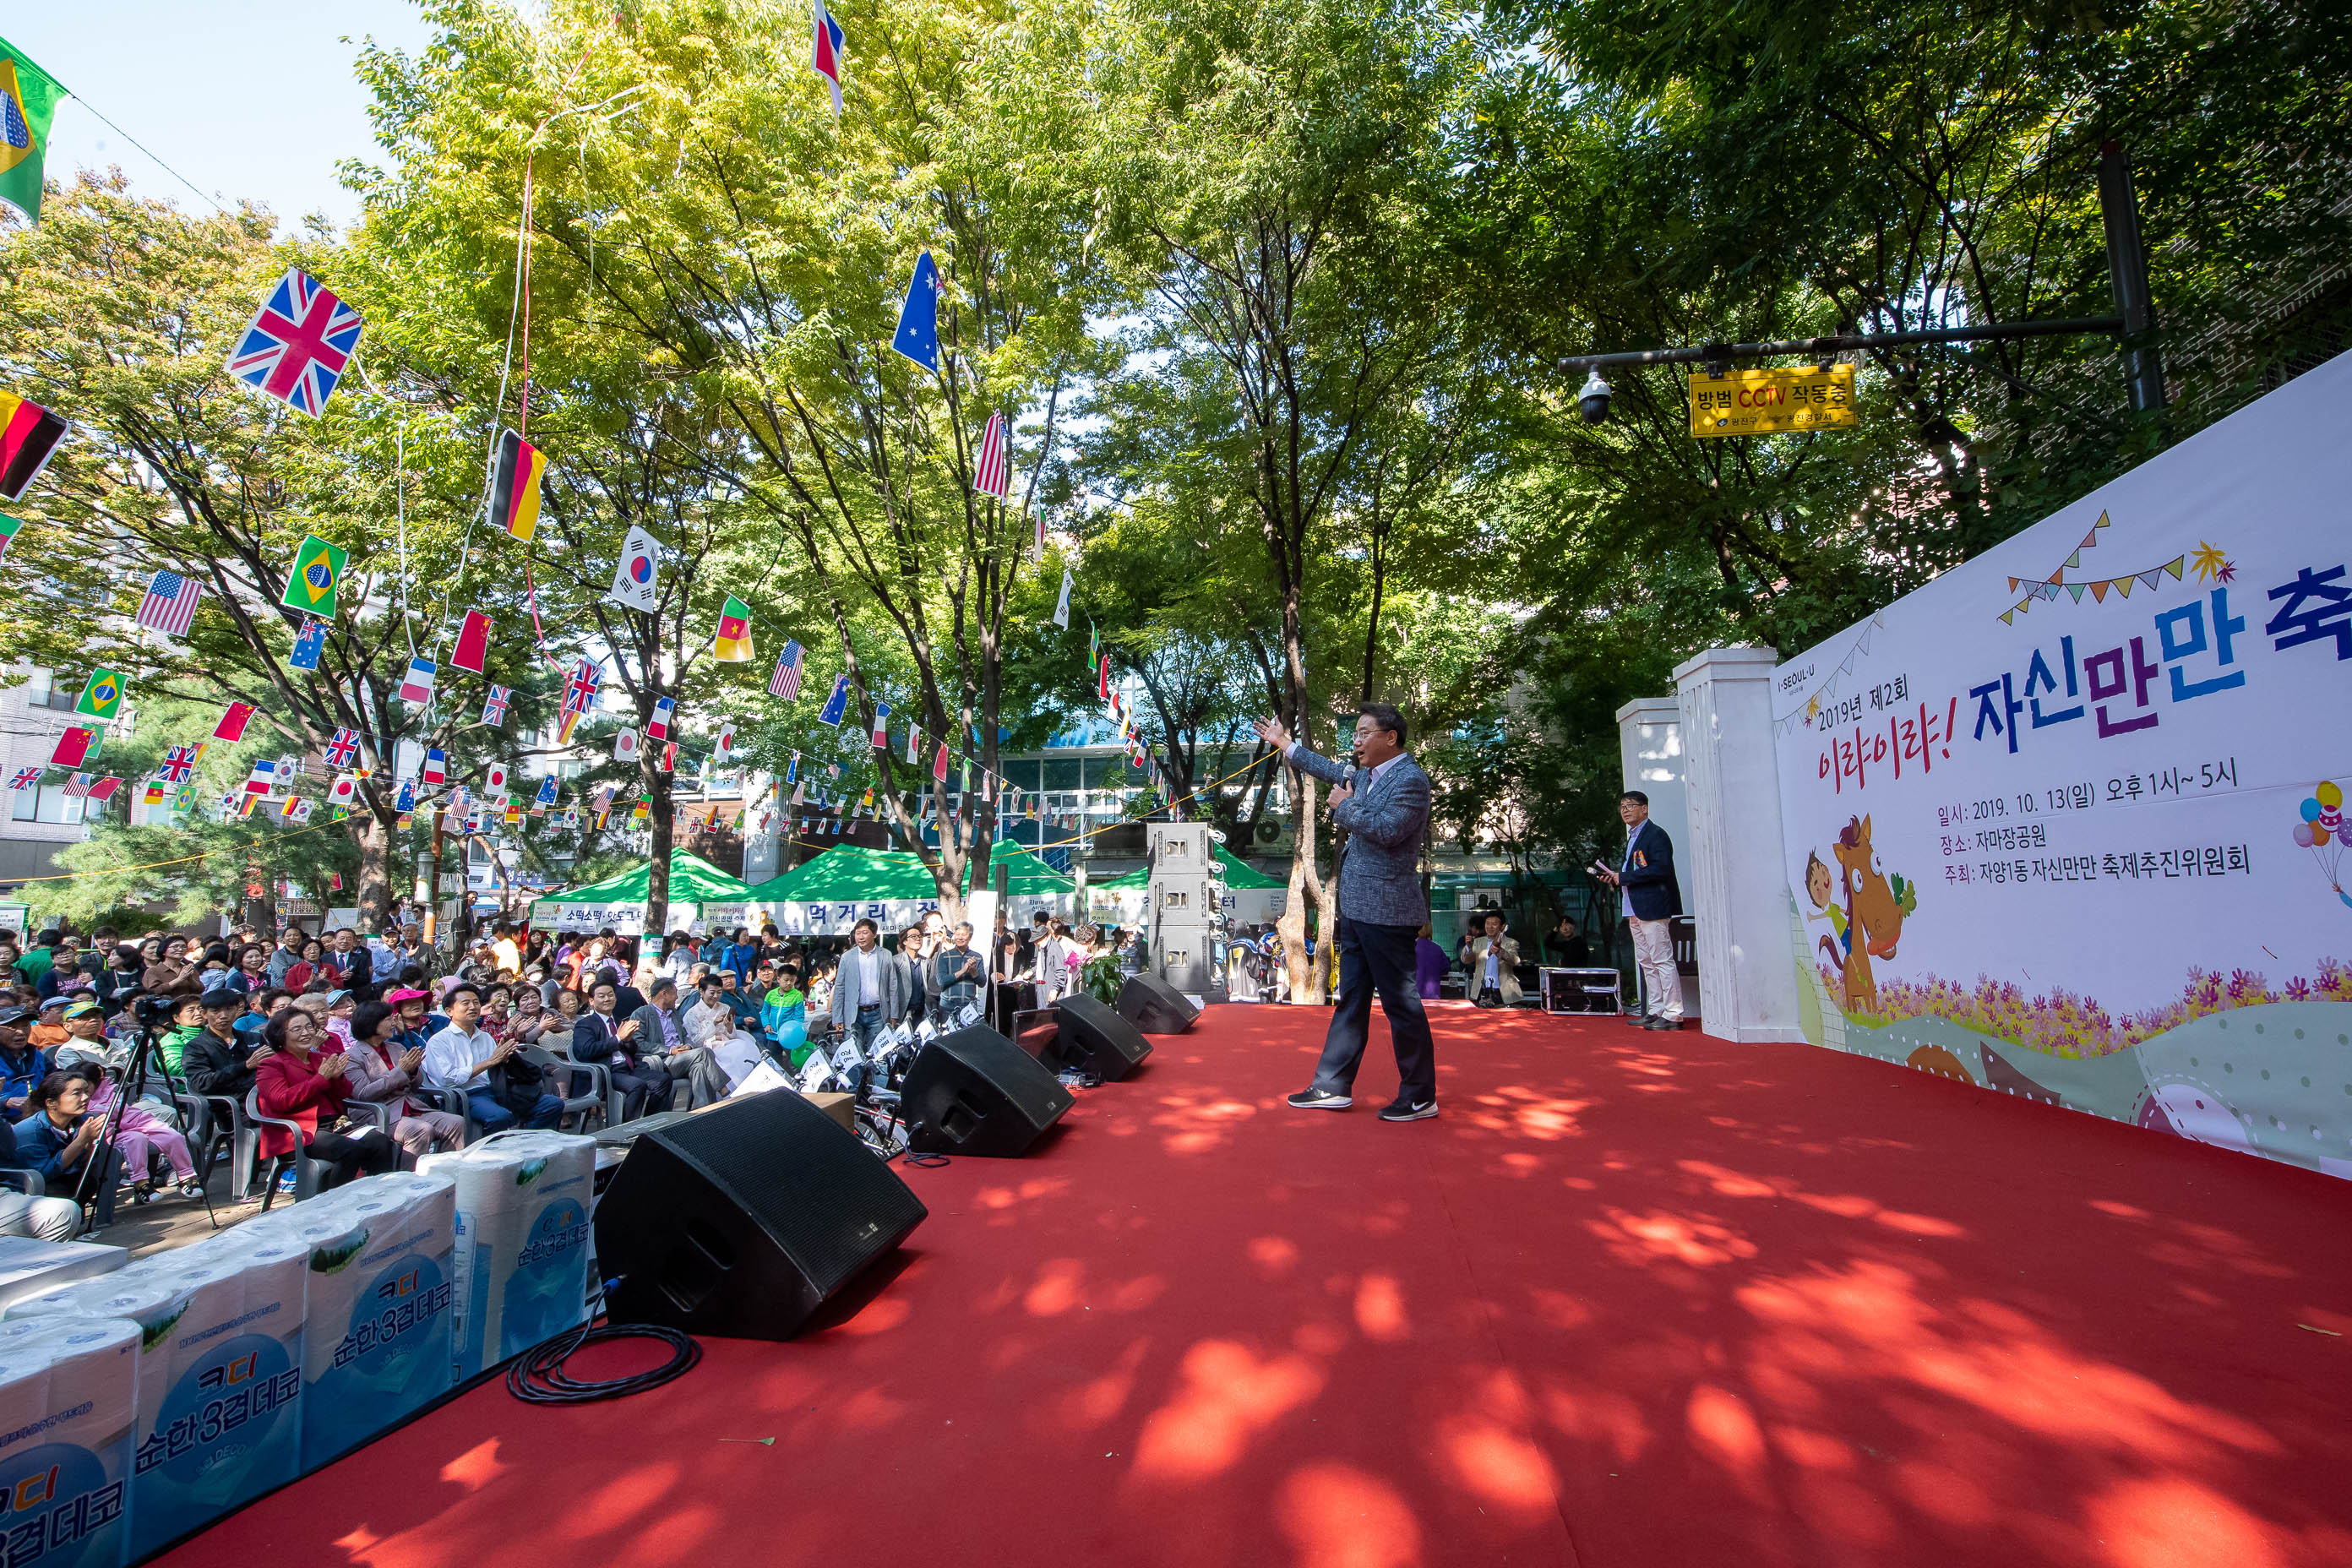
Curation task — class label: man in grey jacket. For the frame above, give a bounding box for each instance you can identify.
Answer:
[829,919,908,1092]
[628,977,732,1109]
[1252,703,1440,1121]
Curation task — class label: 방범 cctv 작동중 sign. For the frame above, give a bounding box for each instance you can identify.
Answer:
[1689,363,1856,437]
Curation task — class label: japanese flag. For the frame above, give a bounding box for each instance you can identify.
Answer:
[614,727,640,761]
[484,760,509,798]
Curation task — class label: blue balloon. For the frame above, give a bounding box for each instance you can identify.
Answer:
[2303,798,2325,822]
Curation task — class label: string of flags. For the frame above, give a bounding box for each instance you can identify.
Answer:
[0,14,1195,853]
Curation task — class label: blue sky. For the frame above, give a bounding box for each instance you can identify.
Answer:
[9,0,433,231]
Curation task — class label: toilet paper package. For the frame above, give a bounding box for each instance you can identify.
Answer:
[418,1134,594,1380]
[20,1247,305,1560]
[0,1319,140,1568]
[265,1173,458,1467]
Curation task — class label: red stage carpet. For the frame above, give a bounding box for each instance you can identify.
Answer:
[161,1006,2352,1568]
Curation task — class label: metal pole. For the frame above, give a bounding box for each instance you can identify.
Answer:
[2099,140,2167,413]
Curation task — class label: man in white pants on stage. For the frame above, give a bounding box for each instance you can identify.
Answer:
[1597,791,1685,1031]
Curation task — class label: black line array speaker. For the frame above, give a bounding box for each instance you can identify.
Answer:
[1051,992,1153,1081]
[1116,973,1200,1035]
[901,1025,1075,1157]
[596,1090,927,1340]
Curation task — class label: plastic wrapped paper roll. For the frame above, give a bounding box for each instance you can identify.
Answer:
[266,1172,458,1467]
[0,1318,140,1568]
[418,1134,595,1380]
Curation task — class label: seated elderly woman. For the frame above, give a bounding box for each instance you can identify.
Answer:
[253,1007,399,1190]
[13,1069,128,1227]
[315,999,466,1162]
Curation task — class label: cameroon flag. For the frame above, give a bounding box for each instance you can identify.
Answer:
[0,41,65,227]
[280,532,348,618]
[0,391,65,501]
[713,595,754,662]
[0,514,22,564]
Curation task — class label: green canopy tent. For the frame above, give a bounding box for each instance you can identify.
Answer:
[741,846,943,905]
[740,842,1078,934]
[969,840,1076,900]
[1092,842,1283,890]
[528,851,754,935]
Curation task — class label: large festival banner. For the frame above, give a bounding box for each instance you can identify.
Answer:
[1772,349,2352,1180]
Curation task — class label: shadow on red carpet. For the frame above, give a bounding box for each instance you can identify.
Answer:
[158,1005,2352,1568]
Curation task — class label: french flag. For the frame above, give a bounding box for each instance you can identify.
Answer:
[812,0,847,117]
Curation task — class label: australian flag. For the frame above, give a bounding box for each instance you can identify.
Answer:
[289,618,327,670]
[226,268,363,418]
[816,672,850,727]
[890,250,939,372]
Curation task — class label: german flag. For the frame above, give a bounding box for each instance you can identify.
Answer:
[0,390,65,501]
[490,428,547,542]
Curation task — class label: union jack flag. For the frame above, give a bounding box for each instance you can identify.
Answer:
[324,727,361,768]
[136,569,204,638]
[482,684,511,727]
[7,768,38,791]
[768,640,804,700]
[972,411,1010,498]
[226,268,364,418]
[155,744,199,784]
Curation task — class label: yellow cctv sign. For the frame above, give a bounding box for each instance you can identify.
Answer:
[1689,362,1856,437]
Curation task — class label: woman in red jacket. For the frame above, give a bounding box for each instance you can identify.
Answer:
[253,1008,397,1189]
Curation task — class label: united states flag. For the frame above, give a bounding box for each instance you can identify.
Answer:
[226,268,364,418]
[972,411,1010,498]
[769,639,805,700]
[137,569,204,637]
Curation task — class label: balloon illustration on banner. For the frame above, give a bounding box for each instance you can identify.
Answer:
[2296,779,2348,908]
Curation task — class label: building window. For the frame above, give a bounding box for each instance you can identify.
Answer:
[9,785,87,825]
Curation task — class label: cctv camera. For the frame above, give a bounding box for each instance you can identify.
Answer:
[1577,368,1613,424]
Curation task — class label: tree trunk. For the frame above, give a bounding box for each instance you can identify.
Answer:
[355,803,395,931]
[1277,591,1327,1005]
[646,758,672,936]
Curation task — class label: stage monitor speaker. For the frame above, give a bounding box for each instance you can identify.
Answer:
[596,1090,927,1340]
[901,1025,1075,1157]
[1117,973,1200,1035]
[1051,992,1153,1081]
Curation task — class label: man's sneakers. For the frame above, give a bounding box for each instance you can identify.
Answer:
[1378,1098,1439,1122]
[1287,1087,1352,1111]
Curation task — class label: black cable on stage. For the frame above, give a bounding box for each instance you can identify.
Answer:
[506,1320,703,1405]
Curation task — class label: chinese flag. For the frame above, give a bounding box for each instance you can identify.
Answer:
[214,702,257,742]
[49,727,95,768]
[450,609,493,674]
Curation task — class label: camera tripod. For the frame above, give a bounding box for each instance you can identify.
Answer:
[74,1011,220,1236]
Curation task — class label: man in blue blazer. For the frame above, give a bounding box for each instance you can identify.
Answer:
[1596,791,1685,1030]
[1252,705,1440,1121]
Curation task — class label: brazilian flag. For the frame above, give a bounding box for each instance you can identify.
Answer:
[281,531,348,618]
[0,39,66,227]
[74,667,122,721]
